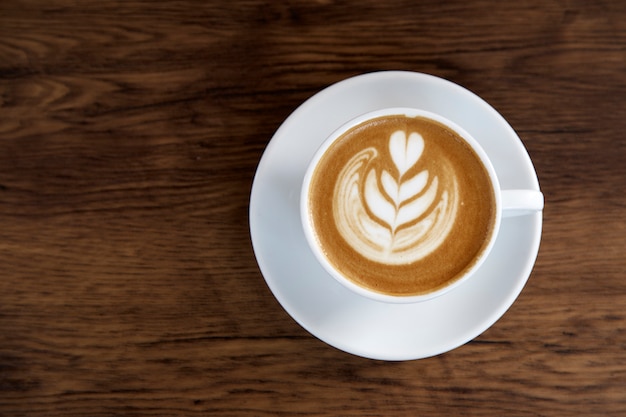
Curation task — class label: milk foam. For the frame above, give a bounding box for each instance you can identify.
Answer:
[333,130,458,265]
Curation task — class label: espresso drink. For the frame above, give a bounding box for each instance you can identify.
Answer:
[306,114,496,296]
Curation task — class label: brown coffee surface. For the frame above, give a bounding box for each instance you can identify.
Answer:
[306,115,496,296]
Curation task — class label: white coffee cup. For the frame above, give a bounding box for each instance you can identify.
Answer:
[301,108,543,303]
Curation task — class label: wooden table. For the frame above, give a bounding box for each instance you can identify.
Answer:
[1,1,624,415]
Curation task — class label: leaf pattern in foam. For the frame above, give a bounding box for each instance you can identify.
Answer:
[362,131,438,233]
[389,131,424,177]
[333,131,455,264]
[381,170,399,205]
[396,177,438,228]
[381,169,429,206]
[364,169,396,228]
[399,170,429,203]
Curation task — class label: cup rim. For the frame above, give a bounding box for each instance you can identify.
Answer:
[301,107,503,303]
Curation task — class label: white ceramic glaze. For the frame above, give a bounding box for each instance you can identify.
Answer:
[249,71,543,360]
[300,107,542,304]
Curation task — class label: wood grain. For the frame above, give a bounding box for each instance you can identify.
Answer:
[1,0,625,416]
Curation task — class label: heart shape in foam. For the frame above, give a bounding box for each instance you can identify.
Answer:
[389,131,424,176]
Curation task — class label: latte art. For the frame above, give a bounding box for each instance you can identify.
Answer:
[334,131,458,264]
[306,114,496,296]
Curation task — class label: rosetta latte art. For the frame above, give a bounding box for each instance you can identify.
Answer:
[333,130,459,265]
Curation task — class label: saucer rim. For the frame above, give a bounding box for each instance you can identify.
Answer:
[249,70,543,360]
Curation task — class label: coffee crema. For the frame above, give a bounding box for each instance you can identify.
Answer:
[306,115,497,296]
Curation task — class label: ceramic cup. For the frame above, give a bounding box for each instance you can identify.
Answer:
[301,108,543,303]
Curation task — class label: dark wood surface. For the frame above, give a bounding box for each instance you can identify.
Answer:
[1,1,625,415]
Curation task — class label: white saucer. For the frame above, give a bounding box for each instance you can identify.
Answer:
[249,71,542,360]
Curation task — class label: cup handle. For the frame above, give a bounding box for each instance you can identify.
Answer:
[501,190,544,218]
